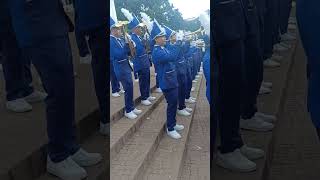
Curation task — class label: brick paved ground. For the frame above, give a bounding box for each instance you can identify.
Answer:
[267,36,320,180]
[178,78,210,180]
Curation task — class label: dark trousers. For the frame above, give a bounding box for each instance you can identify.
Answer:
[110,62,120,93]
[163,87,178,131]
[23,35,80,163]
[216,40,245,153]
[1,26,34,101]
[87,27,108,124]
[177,73,187,110]
[185,64,192,99]
[137,67,150,100]
[297,0,320,128]
[74,12,89,57]
[241,33,263,119]
[263,0,276,60]
[279,0,292,34]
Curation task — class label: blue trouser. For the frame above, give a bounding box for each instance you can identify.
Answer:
[177,72,187,110]
[263,0,276,59]
[163,87,178,131]
[216,40,245,153]
[87,27,108,124]
[137,67,150,100]
[23,35,80,163]
[74,12,90,57]
[1,26,34,101]
[110,62,120,93]
[279,0,292,34]
[185,60,192,99]
[241,16,264,119]
[115,67,134,113]
[297,0,320,128]
[154,65,160,88]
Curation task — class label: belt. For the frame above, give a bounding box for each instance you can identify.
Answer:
[138,54,148,58]
[116,59,128,63]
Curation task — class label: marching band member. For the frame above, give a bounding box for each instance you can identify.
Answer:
[110,17,142,120]
[184,39,197,104]
[163,25,192,117]
[121,9,156,106]
[141,12,162,94]
[148,19,184,139]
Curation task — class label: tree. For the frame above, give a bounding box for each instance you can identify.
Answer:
[114,0,199,31]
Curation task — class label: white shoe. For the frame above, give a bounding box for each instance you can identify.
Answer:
[6,98,32,113]
[271,54,283,62]
[196,75,200,78]
[274,43,288,52]
[281,33,296,41]
[134,79,139,82]
[191,87,195,92]
[185,98,196,104]
[79,54,92,64]
[141,99,152,106]
[177,109,191,116]
[240,145,265,160]
[119,89,125,94]
[255,112,276,123]
[125,111,137,119]
[99,122,109,136]
[216,149,256,172]
[240,116,274,132]
[288,24,297,30]
[174,124,184,131]
[264,59,280,68]
[192,80,197,83]
[47,156,87,180]
[185,107,193,113]
[259,86,272,95]
[133,108,142,115]
[148,96,156,101]
[279,41,291,49]
[24,91,47,103]
[111,92,121,97]
[262,81,272,88]
[155,88,162,93]
[71,148,102,167]
[167,129,182,139]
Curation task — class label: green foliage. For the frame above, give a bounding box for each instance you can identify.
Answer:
[114,0,200,31]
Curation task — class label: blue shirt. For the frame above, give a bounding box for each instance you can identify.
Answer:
[110,35,131,75]
[203,48,211,104]
[152,45,178,90]
[130,33,150,71]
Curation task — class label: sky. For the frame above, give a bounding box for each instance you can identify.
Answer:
[169,0,210,19]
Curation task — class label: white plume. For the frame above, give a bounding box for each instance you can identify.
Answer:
[140,12,153,33]
[121,8,134,22]
[199,12,210,36]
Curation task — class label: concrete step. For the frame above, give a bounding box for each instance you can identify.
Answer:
[111,75,203,180]
[141,76,203,180]
[178,80,210,180]
[212,20,298,180]
[110,68,157,123]
[35,133,108,180]
[110,89,164,159]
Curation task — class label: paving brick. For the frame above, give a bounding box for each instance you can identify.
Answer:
[267,35,320,180]
[142,76,203,180]
[178,78,210,180]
